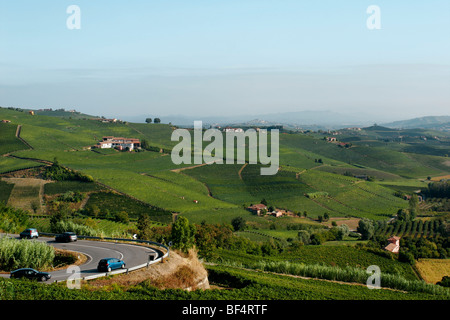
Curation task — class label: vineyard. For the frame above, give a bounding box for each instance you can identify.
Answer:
[374,219,446,239]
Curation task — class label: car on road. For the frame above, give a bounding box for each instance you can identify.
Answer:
[19,228,39,239]
[10,268,51,282]
[97,258,126,272]
[55,232,77,242]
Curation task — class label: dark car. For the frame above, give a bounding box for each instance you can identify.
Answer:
[97,258,126,272]
[10,268,51,282]
[55,232,77,242]
[19,228,39,239]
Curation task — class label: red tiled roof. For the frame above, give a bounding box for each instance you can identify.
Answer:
[384,243,399,252]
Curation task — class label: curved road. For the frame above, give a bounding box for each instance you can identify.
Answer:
[0,235,162,283]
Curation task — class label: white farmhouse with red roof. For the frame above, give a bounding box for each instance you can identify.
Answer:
[96,136,140,151]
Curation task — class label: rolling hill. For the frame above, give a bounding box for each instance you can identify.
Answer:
[1,107,449,227]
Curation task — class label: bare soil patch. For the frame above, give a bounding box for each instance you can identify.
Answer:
[86,249,209,290]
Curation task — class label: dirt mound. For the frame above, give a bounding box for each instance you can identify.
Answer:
[87,249,209,291]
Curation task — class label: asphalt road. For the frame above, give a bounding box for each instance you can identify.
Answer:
[0,235,161,283]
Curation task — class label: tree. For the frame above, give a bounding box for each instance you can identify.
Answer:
[397,208,410,221]
[357,218,375,240]
[145,118,152,123]
[137,214,153,240]
[437,276,450,288]
[49,202,71,232]
[335,224,350,240]
[231,216,246,232]
[310,233,324,245]
[297,230,310,245]
[154,118,161,124]
[409,194,419,219]
[114,211,129,224]
[141,139,150,150]
[171,216,196,253]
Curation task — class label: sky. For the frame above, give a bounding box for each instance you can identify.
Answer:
[0,0,449,122]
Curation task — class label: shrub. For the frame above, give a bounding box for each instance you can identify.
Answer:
[52,220,96,236]
[0,237,55,271]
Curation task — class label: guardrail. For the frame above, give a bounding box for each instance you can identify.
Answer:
[39,233,170,283]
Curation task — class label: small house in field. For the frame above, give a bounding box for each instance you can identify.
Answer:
[247,204,268,215]
[384,236,400,253]
[326,137,337,142]
[28,111,35,115]
[96,136,140,151]
[271,210,284,218]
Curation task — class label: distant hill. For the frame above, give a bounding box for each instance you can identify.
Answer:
[382,116,450,131]
[124,110,384,130]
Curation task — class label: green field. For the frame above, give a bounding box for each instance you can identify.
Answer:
[0,107,449,302]
[0,123,29,155]
[1,107,448,226]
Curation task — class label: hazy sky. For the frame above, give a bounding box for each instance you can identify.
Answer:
[0,1,449,121]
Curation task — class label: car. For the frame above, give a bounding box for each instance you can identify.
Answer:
[10,268,51,282]
[97,258,126,272]
[19,228,39,239]
[55,232,77,242]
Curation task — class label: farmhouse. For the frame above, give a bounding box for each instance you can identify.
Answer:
[90,118,118,123]
[96,136,141,151]
[247,204,268,215]
[271,209,285,218]
[384,236,400,253]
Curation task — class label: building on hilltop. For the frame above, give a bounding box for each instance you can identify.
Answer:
[384,236,400,253]
[223,127,244,133]
[96,136,140,151]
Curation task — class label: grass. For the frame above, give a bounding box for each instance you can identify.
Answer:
[0,157,43,174]
[0,123,28,155]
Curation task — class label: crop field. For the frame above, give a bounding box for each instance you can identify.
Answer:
[0,179,14,204]
[374,219,445,239]
[279,132,449,178]
[217,245,418,280]
[85,191,173,223]
[415,259,450,284]
[43,180,104,195]
[0,108,448,230]
[184,162,408,220]
[0,123,28,155]
[3,178,46,213]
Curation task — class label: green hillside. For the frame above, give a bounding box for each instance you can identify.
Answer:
[0,107,448,225]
